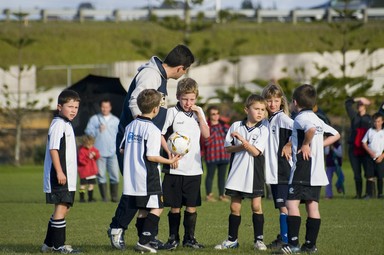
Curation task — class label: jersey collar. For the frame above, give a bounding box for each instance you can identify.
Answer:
[176,102,193,117]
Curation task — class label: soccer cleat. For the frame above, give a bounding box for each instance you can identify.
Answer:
[183,237,204,249]
[272,244,301,254]
[254,240,267,251]
[214,239,239,250]
[164,235,180,249]
[134,242,157,253]
[150,238,177,251]
[53,245,81,254]
[267,235,287,250]
[300,244,318,253]
[41,243,53,253]
[107,228,125,250]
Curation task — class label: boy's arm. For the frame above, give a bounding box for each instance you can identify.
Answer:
[147,155,181,165]
[50,149,66,185]
[300,127,316,160]
[225,131,261,157]
[191,106,210,138]
[362,141,376,159]
[282,140,292,160]
[323,132,341,148]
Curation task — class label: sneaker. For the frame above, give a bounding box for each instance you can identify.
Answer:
[164,235,180,249]
[41,243,53,253]
[300,244,318,253]
[107,228,125,250]
[150,238,177,251]
[134,242,157,253]
[214,239,239,250]
[53,245,81,254]
[183,237,204,249]
[272,244,301,254]
[254,240,267,251]
[267,235,287,250]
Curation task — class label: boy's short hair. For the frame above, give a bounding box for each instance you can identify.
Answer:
[292,84,317,109]
[58,90,81,105]
[137,89,162,114]
[373,112,384,121]
[245,94,267,109]
[99,98,111,106]
[164,44,195,69]
[176,77,199,98]
[207,105,220,114]
[261,83,289,115]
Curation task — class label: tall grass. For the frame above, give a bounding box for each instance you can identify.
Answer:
[0,163,383,254]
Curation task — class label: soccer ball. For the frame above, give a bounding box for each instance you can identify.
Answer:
[167,132,191,156]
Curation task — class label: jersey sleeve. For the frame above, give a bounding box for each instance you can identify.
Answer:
[253,123,269,153]
[323,121,339,137]
[48,120,65,150]
[224,123,236,147]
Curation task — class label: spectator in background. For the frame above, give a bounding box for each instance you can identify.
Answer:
[85,99,120,202]
[324,140,344,199]
[202,105,231,202]
[345,97,372,199]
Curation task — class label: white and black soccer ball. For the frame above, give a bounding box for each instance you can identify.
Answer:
[167,132,191,156]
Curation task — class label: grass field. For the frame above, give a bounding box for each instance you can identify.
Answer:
[0,163,383,254]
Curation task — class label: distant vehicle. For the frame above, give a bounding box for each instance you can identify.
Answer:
[74,2,95,21]
[311,0,372,20]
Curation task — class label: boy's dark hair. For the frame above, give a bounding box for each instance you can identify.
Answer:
[245,94,267,109]
[99,98,111,106]
[58,90,81,105]
[373,112,384,121]
[164,44,195,69]
[292,84,317,109]
[137,89,162,114]
[207,105,220,114]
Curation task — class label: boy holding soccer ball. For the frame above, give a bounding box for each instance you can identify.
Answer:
[119,89,181,253]
[161,77,210,249]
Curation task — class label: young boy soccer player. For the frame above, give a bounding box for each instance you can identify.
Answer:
[362,112,384,198]
[161,77,210,249]
[41,90,81,254]
[215,94,269,251]
[262,84,293,250]
[119,89,181,253]
[277,84,340,254]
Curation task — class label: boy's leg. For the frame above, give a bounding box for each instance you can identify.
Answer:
[51,204,69,250]
[302,201,321,251]
[43,215,54,249]
[167,210,181,243]
[286,200,301,247]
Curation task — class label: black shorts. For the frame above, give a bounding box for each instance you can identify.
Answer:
[225,188,264,199]
[127,194,164,209]
[365,158,384,179]
[271,184,289,208]
[80,178,97,185]
[162,174,201,208]
[46,191,75,207]
[287,184,321,203]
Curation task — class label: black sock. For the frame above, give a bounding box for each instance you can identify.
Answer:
[378,178,383,196]
[168,212,181,240]
[228,214,241,242]
[51,218,66,249]
[305,217,321,248]
[252,213,264,242]
[43,216,53,247]
[183,211,197,241]
[136,217,145,238]
[287,216,301,247]
[139,213,159,245]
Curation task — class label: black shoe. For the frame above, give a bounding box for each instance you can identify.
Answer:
[301,243,318,253]
[164,235,180,249]
[267,235,287,250]
[150,238,177,250]
[183,237,204,249]
[272,244,301,254]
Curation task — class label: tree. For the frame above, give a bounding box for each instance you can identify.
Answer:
[0,12,51,166]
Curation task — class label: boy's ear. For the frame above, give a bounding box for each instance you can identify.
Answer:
[244,107,248,114]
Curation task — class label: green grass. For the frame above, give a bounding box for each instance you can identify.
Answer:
[0,163,384,254]
[1,20,384,87]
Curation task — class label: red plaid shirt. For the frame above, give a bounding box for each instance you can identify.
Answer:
[202,121,231,164]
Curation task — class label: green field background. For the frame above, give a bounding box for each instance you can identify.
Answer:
[0,163,383,254]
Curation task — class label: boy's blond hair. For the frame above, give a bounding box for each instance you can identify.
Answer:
[176,78,199,99]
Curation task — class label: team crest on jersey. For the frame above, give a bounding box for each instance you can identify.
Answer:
[316,126,323,134]
[271,125,276,134]
[289,187,295,194]
[252,134,258,141]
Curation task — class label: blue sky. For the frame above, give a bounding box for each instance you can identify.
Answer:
[1,0,328,10]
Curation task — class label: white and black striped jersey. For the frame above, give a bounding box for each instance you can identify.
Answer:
[161,104,207,176]
[224,119,269,193]
[43,116,77,193]
[290,110,339,186]
[265,110,293,184]
[120,116,162,196]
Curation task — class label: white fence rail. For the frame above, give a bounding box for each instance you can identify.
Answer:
[2,8,384,23]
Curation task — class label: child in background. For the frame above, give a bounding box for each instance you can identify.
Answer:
[77,135,100,202]
[362,112,384,199]
[41,90,81,254]
[261,84,293,250]
[215,94,269,251]
[278,84,340,254]
[325,140,344,199]
[161,78,210,249]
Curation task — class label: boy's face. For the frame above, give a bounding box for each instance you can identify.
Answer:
[100,101,112,116]
[58,99,79,121]
[266,96,282,114]
[245,102,266,123]
[373,116,384,130]
[178,93,196,112]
